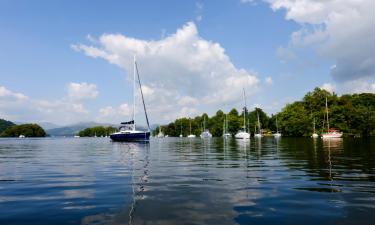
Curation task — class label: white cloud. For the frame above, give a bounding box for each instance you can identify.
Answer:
[320,82,336,93]
[97,103,134,123]
[73,22,260,123]
[0,86,28,101]
[0,84,93,124]
[67,82,98,101]
[265,77,273,85]
[337,79,375,94]
[268,0,375,82]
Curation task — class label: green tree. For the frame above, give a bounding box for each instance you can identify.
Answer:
[1,124,46,137]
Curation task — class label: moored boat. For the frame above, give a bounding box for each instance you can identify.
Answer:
[110,56,151,142]
[235,89,250,139]
[321,97,343,139]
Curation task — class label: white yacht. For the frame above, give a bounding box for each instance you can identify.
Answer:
[312,118,319,138]
[187,119,196,138]
[200,116,212,138]
[235,89,250,139]
[254,110,263,138]
[322,97,343,139]
[273,116,281,138]
[157,126,165,138]
[223,113,231,138]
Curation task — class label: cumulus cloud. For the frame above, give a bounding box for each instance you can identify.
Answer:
[267,0,375,82]
[67,82,98,101]
[73,21,260,122]
[0,86,28,101]
[0,84,93,124]
[320,83,336,93]
[97,103,134,123]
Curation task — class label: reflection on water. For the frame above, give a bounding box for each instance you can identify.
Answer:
[0,137,375,225]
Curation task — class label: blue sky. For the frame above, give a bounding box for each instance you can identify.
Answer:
[1,0,374,125]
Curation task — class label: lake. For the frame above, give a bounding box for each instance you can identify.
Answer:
[0,137,374,225]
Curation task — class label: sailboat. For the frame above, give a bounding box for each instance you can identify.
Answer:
[322,97,342,139]
[157,126,165,138]
[273,116,281,138]
[312,118,319,138]
[110,56,151,142]
[223,113,231,138]
[187,118,196,138]
[235,89,250,139]
[254,110,263,138]
[179,123,183,138]
[200,116,212,138]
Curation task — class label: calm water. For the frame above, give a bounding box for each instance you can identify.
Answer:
[0,137,374,225]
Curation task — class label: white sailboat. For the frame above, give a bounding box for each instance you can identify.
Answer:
[200,116,212,138]
[157,126,165,138]
[235,89,250,139]
[179,123,183,138]
[322,97,343,139]
[273,116,281,138]
[254,110,263,138]
[187,119,196,138]
[312,118,319,138]
[223,113,231,138]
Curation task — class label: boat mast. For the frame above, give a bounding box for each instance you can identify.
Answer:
[133,55,136,131]
[326,97,330,132]
[226,114,229,134]
[243,88,246,132]
[276,116,279,133]
[203,116,206,131]
[257,111,261,134]
[134,57,151,131]
[190,119,192,135]
[223,115,225,136]
[313,118,316,133]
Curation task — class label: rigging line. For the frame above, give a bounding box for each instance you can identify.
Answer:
[135,61,151,131]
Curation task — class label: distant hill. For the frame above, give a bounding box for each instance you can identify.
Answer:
[0,119,15,133]
[46,122,116,136]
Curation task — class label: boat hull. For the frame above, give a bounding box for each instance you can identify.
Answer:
[110,131,150,142]
[235,132,250,139]
[322,132,343,139]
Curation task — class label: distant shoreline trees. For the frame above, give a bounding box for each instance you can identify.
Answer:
[77,126,117,137]
[154,88,375,137]
[0,123,46,137]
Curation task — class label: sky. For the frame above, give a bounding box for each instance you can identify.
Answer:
[0,0,374,126]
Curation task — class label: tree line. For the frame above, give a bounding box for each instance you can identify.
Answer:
[77,126,118,137]
[154,88,375,137]
[0,123,46,137]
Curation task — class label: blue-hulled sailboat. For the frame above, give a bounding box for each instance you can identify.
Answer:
[110,56,151,142]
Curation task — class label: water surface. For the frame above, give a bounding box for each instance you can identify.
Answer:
[0,137,374,224]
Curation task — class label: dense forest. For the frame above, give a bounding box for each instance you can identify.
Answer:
[0,119,15,133]
[1,124,46,137]
[77,126,118,137]
[154,88,375,137]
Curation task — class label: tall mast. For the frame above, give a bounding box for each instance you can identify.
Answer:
[243,88,246,132]
[276,116,279,133]
[226,114,228,133]
[257,111,261,134]
[313,118,316,133]
[133,55,136,131]
[326,97,329,132]
[190,118,192,134]
[223,115,225,136]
